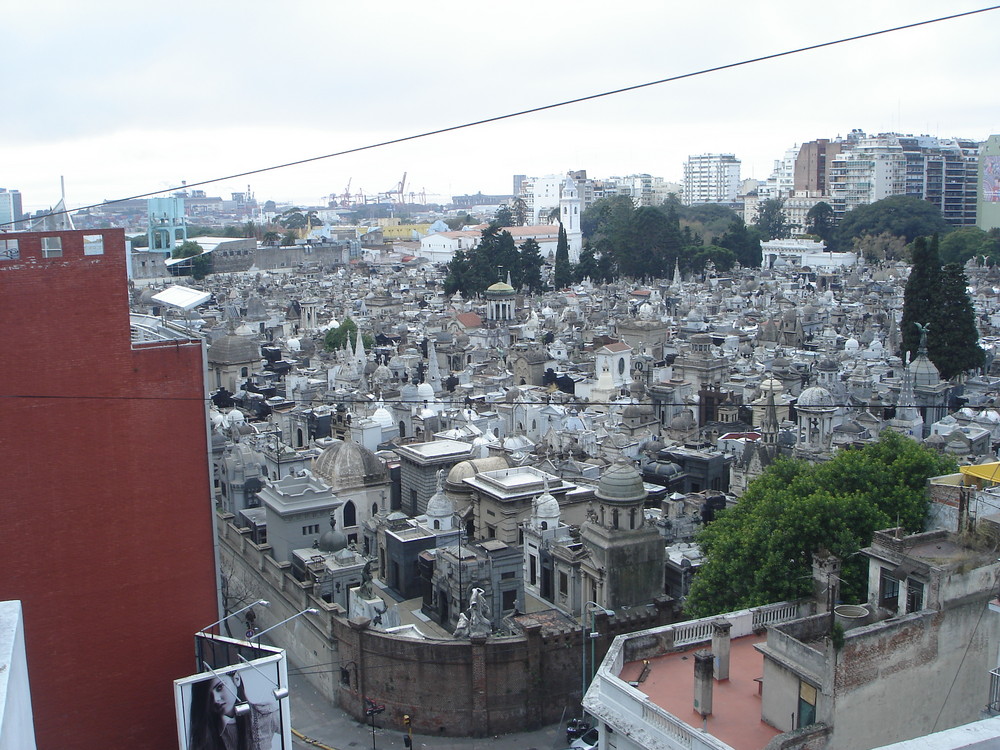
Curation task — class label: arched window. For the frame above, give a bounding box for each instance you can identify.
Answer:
[296,428,304,448]
[433,520,440,530]
[399,421,406,438]
[240,367,249,377]
[540,521,548,530]
[372,502,379,517]
[343,501,357,527]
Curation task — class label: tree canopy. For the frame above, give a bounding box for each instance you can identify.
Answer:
[171,240,211,280]
[837,195,951,247]
[806,201,835,245]
[323,317,373,352]
[901,235,985,378]
[580,196,758,280]
[443,224,531,296]
[685,432,955,618]
[753,198,790,240]
[553,223,572,289]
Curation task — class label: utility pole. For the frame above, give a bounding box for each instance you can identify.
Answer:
[365,697,385,750]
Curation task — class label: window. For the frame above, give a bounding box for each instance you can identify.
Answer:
[502,589,517,612]
[529,555,537,585]
[83,234,104,255]
[0,239,19,260]
[343,501,356,527]
[42,236,62,258]
[487,524,496,539]
[302,524,320,535]
[501,571,515,580]
[906,579,924,613]
[797,681,816,728]
[559,571,568,596]
[879,569,899,611]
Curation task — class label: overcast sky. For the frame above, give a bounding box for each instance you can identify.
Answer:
[3,1,999,214]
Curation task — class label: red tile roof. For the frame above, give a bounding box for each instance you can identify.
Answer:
[619,635,779,750]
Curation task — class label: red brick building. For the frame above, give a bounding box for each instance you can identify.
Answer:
[0,229,218,749]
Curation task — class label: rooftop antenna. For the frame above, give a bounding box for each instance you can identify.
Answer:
[60,175,65,202]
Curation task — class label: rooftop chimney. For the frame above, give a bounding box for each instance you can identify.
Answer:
[711,621,732,681]
[812,549,841,615]
[693,649,714,717]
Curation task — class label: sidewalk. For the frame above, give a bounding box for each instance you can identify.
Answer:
[288,667,567,750]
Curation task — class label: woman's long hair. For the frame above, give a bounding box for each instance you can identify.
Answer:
[188,673,250,750]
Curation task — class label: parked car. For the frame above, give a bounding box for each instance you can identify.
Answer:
[572,727,599,750]
[566,718,591,743]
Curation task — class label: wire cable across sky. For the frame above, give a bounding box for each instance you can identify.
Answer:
[2,4,997,230]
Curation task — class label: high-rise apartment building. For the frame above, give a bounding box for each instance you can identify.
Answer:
[682,154,741,205]
[0,228,218,749]
[794,138,846,194]
[0,188,23,229]
[827,132,980,223]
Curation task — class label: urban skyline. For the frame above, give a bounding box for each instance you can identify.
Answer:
[3,1,999,214]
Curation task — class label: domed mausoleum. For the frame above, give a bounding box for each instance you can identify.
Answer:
[580,457,664,610]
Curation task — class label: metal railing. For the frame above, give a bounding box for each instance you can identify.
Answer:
[988,668,1000,713]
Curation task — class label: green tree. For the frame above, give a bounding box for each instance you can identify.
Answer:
[806,201,835,245]
[853,231,907,263]
[518,239,544,293]
[939,226,988,265]
[262,231,280,247]
[171,240,211,280]
[494,205,514,228]
[690,245,736,274]
[754,198,790,240]
[686,432,955,618]
[323,317,373,351]
[445,212,475,231]
[574,243,601,283]
[900,235,941,360]
[929,263,985,379]
[443,249,471,295]
[718,219,762,267]
[510,197,529,227]
[838,195,950,247]
[553,223,572,289]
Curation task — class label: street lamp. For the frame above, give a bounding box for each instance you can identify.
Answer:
[200,599,270,635]
[585,601,614,692]
[238,654,290,701]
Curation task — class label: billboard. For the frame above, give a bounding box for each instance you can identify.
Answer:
[174,634,292,750]
[984,154,1000,203]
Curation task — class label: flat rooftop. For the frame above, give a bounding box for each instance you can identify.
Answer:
[618,634,779,750]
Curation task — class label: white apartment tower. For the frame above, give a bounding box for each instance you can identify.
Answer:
[827,132,980,223]
[0,189,24,230]
[682,154,741,205]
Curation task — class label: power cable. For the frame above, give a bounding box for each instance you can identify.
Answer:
[2,5,997,230]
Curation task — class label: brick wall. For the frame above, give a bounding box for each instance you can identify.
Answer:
[0,229,218,750]
[218,516,671,737]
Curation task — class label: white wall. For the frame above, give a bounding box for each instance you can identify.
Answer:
[0,601,37,750]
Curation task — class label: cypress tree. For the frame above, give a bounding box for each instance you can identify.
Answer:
[900,235,940,360]
[553,223,572,289]
[930,263,985,379]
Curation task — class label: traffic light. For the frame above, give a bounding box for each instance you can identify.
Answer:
[403,715,411,728]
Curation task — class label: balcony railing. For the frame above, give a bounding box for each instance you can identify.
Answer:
[989,668,1000,713]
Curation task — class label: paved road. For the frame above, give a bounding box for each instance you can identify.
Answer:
[287,668,569,750]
